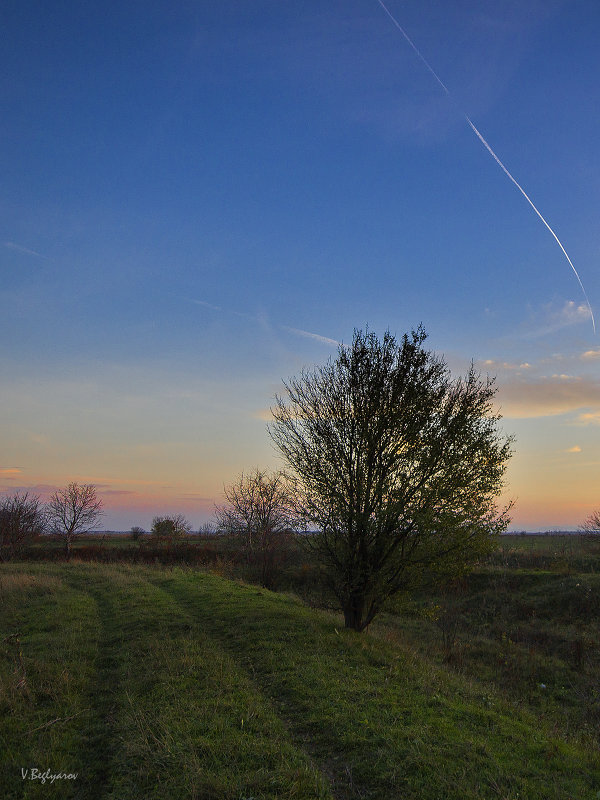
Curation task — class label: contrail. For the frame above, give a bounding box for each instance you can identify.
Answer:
[376,0,596,334]
[4,241,48,259]
[188,297,339,345]
[281,325,340,347]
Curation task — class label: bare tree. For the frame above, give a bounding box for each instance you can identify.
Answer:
[580,510,600,535]
[47,483,103,559]
[0,492,46,561]
[199,521,216,537]
[269,326,513,631]
[215,468,301,587]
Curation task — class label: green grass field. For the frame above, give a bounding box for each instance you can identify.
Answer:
[1,551,599,799]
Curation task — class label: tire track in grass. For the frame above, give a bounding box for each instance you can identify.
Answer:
[68,565,332,799]
[61,569,123,800]
[152,570,600,800]
[150,571,355,799]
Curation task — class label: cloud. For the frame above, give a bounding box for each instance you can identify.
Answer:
[178,493,215,503]
[581,348,600,361]
[521,300,592,338]
[565,446,582,453]
[576,411,600,426]
[481,359,531,371]
[254,408,275,422]
[281,326,339,347]
[495,375,600,419]
[0,483,61,499]
[560,302,593,324]
[0,468,23,479]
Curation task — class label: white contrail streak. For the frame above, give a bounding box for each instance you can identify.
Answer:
[281,325,340,347]
[376,0,451,96]
[376,0,596,334]
[464,117,595,333]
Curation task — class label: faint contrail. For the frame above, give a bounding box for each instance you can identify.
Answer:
[4,241,47,259]
[281,325,340,347]
[376,0,596,334]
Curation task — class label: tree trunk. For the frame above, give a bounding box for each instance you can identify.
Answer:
[65,536,72,561]
[343,593,366,631]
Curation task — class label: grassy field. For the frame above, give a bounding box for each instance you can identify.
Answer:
[1,541,599,799]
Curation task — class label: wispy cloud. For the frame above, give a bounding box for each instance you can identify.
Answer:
[0,482,61,499]
[581,348,600,361]
[496,375,600,419]
[565,446,582,453]
[0,468,23,479]
[3,241,47,259]
[253,408,275,422]
[481,359,532,371]
[520,300,593,339]
[576,411,600,426]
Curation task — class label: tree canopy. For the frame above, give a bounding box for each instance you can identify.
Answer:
[269,326,513,631]
[46,482,103,559]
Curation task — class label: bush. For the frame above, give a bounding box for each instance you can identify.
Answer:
[0,492,46,561]
[151,514,193,542]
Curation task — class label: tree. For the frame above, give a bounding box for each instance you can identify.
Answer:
[215,468,301,588]
[0,492,46,561]
[580,510,600,535]
[47,483,103,559]
[269,326,513,631]
[199,521,216,536]
[151,514,192,541]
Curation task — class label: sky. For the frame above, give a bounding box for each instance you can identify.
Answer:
[2,0,599,531]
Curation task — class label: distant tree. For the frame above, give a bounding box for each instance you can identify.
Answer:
[46,483,103,559]
[151,514,192,541]
[199,521,216,537]
[269,326,513,631]
[130,526,146,541]
[215,468,301,588]
[0,492,46,561]
[580,510,600,535]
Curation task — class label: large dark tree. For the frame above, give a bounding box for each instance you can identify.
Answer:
[269,326,513,631]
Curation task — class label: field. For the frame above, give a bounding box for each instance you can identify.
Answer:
[1,535,599,799]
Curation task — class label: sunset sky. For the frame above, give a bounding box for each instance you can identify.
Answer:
[2,0,599,531]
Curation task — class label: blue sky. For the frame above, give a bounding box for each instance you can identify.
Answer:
[2,0,599,530]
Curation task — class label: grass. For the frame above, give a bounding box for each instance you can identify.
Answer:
[1,564,327,799]
[1,558,600,799]
[374,537,600,749]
